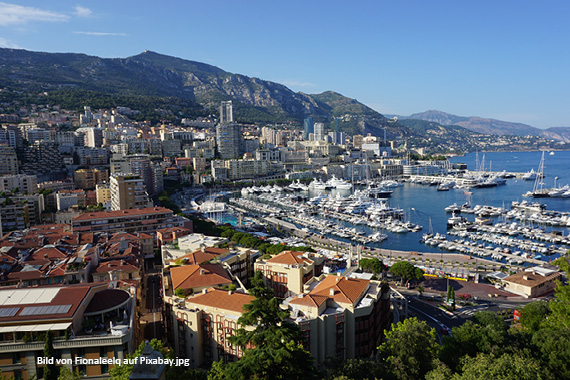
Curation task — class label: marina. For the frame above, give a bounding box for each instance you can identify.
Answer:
[195,151,570,271]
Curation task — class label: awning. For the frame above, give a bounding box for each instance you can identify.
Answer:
[0,322,72,333]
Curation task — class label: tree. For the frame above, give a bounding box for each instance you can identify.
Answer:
[378,317,439,380]
[454,352,553,380]
[359,258,386,274]
[519,300,550,332]
[532,328,570,379]
[43,331,57,380]
[323,358,392,380]
[58,367,81,380]
[214,271,317,380]
[418,285,425,297]
[439,311,509,372]
[543,280,570,330]
[389,261,422,286]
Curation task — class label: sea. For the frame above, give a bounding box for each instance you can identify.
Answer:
[233,150,570,263]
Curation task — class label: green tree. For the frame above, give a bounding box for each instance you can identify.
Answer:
[454,352,552,380]
[519,300,550,332]
[213,271,317,380]
[378,317,439,380]
[543,281,570,330]
[439,311,509,372]
[43,331,57,380]
[323,358,392,380]
[359,258,386,274]
[389,261,422,286]
[531,328,570,379]
[58,367,81,380]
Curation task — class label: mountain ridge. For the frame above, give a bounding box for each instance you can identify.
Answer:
[392,110,570,142]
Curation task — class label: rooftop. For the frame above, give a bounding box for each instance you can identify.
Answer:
[185,288,253,313]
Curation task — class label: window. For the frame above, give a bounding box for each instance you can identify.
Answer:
[12,352,20,364]
[101,363,109,374]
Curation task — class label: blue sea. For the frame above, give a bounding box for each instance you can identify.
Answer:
[382,151,570,255]
[234,151,570,263]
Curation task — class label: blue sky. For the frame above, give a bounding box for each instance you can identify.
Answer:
[1,1,569,128]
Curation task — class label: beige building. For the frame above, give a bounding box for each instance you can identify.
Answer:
[164,288,254,366]
[254,251,324,297]
[74,168,109,190]
[502,267,561,298]
[288,275,391,363]
[110,173,151,211]
[96,182,111,208]
[72,207,185,236]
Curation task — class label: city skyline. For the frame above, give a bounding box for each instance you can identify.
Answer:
[1,1,569,128]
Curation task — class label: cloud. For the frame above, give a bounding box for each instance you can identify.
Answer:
[0,2,69,26]
[73,5,92,17]
[0,37,21,48]
[73,31,128,36]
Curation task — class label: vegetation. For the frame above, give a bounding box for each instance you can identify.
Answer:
[358,258,386,274]
[43,330,57,380]
[389,261,424,286]
[209,271,317,380]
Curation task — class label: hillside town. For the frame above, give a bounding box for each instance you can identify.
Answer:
[0,99,567,380]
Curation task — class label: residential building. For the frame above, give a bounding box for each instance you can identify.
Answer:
[109,174,151,211]
[75,147,109,166]
[0,175,37,194]
[166,263,232,296]
[163,288,254,366]
[314,122,325,142]
[288,275,390,362]
[95,182,110,206]
[0,145,19,175]
[71,207,184,236]
[216,123,241,160]
[254,251,324,297]
[74,168,109,190]
[22,141,64,175]
[304,117,314,141]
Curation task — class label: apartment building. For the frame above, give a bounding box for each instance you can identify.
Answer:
[254,251,325,297]
[71,207,184,236]
[288,275,391,362]
[109,174,151,211]
[0,175,37,194]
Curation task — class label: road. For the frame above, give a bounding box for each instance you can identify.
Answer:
[404,294,527,340]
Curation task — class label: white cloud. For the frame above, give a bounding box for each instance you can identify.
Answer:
[73,31,127,36]
[0,2,69,26]
[0,37,21,48]
[73,5,92,17]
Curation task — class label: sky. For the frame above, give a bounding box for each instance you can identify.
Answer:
[1,1,569,128]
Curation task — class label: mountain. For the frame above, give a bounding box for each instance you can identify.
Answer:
[0,48,399,136]
[399,110,570,142]
[3,48,561,151]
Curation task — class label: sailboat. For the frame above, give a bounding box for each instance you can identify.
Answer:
[525,151,549,197]
[421,217,434,241]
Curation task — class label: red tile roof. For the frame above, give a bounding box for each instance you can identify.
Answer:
[310,276,369,305]
[170,264,232,291]
[267,251,312,265]
[186,288,254,313]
